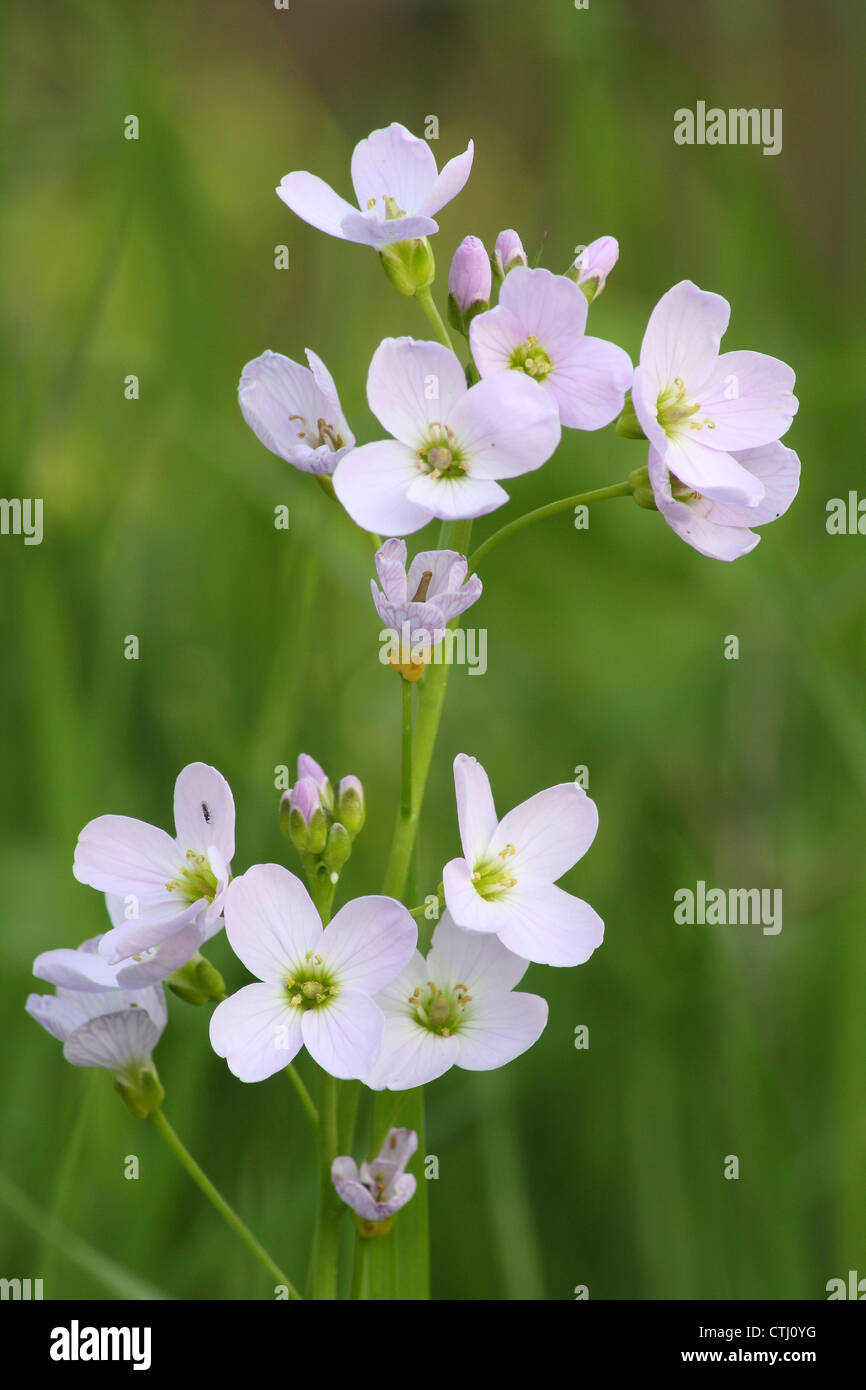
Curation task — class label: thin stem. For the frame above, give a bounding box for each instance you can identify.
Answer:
[469,481,633,572]
[285,1064,319,1130]
[149,1109,302,1299]
[311,1071,341,1300]
[350,1234,369,1300]
[401,677,413,821]
[415,284,455,351]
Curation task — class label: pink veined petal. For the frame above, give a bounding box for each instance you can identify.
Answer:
[26,993,89,1045]
[73,815,180,899]
[338,210,438,249]
[700,442,801,528]
[365,1013,460,1090]
[454,991,548,1071]
[301,991,384,1080]
[447,373,561,479]
[631,364,671,454]
[367,338,468,447]
[64,1009,163,1071]
[418,141,475,216]
[224,863,321,985]
[405,471,510,521]
[210,984,301,1082]
[689,349,798,451]
[350,123,439,213]
[320,897,417,996]
[333,440,432,536]
[453,753,498,861]
[407,548,464,600]
[305,349,353,441]
[276,171,359,239]
[469,304,527,378]
[639,280,731,396]
[374,537,409,604]
[33,945,120,991]
[549,335,633,431]
[114,919,209,988]
[442,857,506,935]
[497,266,589,358]
[661,430,766,507]
[490,782,599,883]
[648,446,761,561]
[373,597,448,648]
[173,762,235,862]
[427,910,529,995]
[97,897,206,962]
[495,882,605,967]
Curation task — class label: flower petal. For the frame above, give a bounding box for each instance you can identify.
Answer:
[276,171,359,240]
[333,440,432,536]
[350,123,438,213]
[224,863,321,985]
[639,280,730,393]
[173,762,235,863]
[374,537,409,604]
[338,211,438,249]
[648,447,761,561]
[469,303,526,376]
[427,910,529,994]
[405,472,509,521]
[661,430,766,507]
[447,373,561,479]
[366,1013,460,1089]
[366,338,468,447]
[442,856,503,934]
[420,140,474,215]
[454,991,548,1070]
[496,882,604,967]
[549,335,632,431]
[691,350,798,451]
[301,991,384,1080]
[73,815,180,901]
[64,1008,162,1071]
[497,266,588,358]
[490,782,599,883]
[210,983,301,1082]
[453,753,498,861]
[320,896,417,995]
[701,442,801,527]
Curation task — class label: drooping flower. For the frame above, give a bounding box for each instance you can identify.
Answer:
[366,912,548,1089]
[333,337,561,536]
[493,229,527,279]
[631,280,798,506]
[442,754,604,967]
[238,349,354,475]
[276,122,473,249]
[73,763,235,963]
[648,440,801,561]
[331,1128,418,1231]
[209,864,416,1082]
[27,939,167,1116]
[371,537,482,679]
[448,236,491,331]
[568,235,619,302]
[470,266,632,429]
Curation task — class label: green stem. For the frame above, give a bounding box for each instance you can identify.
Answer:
[468,481,633,572]
[414,284,455,351]
[285,1064,319,1130]
[311,1071,341,1299]
[351,1234,369,1300]
[401,677,413,821]
[149,1109,302,1299]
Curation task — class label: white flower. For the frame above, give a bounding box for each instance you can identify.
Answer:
[209,864,417,1082]
[366,912,548,1090]
[238,349,355,475]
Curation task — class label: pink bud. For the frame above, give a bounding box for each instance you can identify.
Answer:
[494,229,528,278]
[570,236,619,301]
[448,236,492,313]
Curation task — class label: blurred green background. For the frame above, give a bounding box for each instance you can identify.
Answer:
[2,0,865,1301]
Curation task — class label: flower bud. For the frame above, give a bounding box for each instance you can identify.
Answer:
[447,236,491,334]
[615,391,646,440]
[493,229,527,282]
[379,237,436,296]
[628,465,658,510]
[288,776,329,855]
[567,236,619,302]
[114,1060,164,1120]
[322,822,352,877]
[297,754,334,813]
[336,776,365,838]
[167,951,227,1006]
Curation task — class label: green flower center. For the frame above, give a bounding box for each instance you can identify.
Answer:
[285,952,339,1011]
[471,843,518,900]
[509,335,553,381]
[656,377,715,437]
[165,850,219,904]
[409,980,473,1037]
[415,424,468,481]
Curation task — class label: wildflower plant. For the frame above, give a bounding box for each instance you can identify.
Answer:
[27,119,801,1301]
